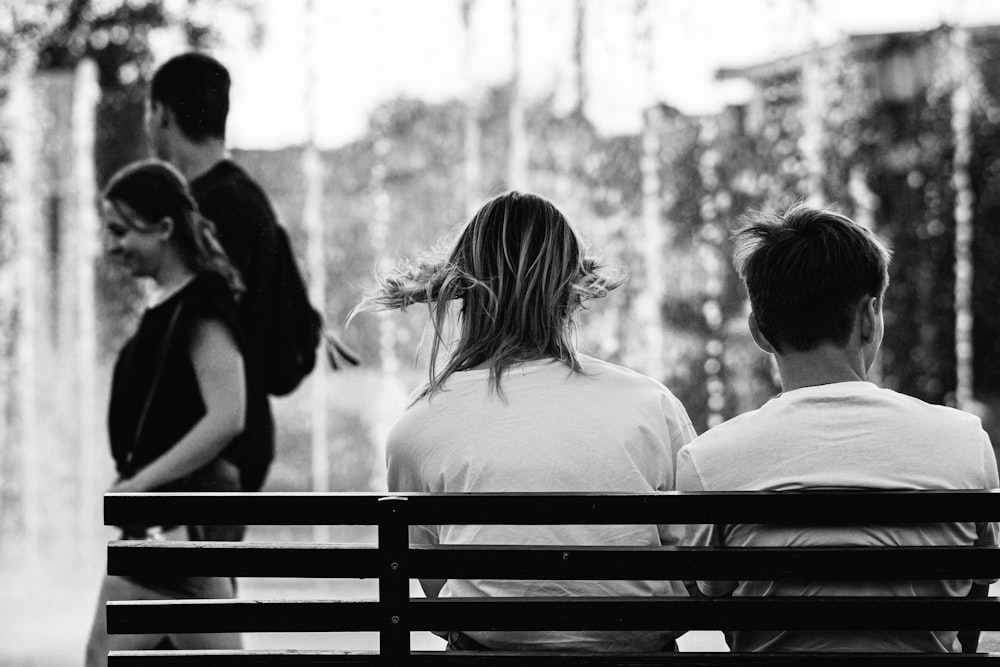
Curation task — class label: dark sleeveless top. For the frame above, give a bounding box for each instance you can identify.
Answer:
[107,271,272,490]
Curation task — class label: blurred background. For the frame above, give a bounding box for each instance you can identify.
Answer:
[5,0,1000,663]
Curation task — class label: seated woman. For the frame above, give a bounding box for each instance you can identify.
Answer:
[353,190,696,652]
[85,159,268,665]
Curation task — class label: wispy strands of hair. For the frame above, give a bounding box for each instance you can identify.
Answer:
[353,253,623,403]
[572,257,622,303]
[353,257,495,315]
[352,191,625,403]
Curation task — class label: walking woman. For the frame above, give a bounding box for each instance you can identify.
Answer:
[353,190,696,652]
[85,159,267,665]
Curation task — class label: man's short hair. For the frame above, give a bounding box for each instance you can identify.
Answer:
[732,203,891,353]
[150,52,230,142]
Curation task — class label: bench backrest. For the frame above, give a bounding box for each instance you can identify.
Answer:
[104,490,1000,664]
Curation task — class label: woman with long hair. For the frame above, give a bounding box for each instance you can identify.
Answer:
[354,190,696,652]
[85,159,267,665]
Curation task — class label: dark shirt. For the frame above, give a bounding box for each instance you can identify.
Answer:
[190,159,278,490]
[191,159,278,377]
[108,272,269,489]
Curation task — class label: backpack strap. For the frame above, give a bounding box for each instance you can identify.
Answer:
[323,329,361,370]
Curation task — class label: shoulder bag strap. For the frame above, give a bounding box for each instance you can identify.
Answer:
[128,297,185,461]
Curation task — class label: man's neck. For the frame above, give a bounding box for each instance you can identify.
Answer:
[774,343,869,392]
[169,140,227,182]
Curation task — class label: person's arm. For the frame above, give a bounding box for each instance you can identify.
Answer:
[419,580,446,598]
[676,448,736,598]
[409,525,445,598]
[959,434,1000,652]
[656,395,698,547]
[112,319,246,493]
[385,426,444,598]
[957,583,990,653]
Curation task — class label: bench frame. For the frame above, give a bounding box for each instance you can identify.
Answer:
[104,490,1000,664]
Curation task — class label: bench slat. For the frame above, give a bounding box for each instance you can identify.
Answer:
[107,541,377,578]
[416,597,1000,631]
[410,544,1000,580]
[108,541,1000,580]
[105,650,1000,665]
[104,491,1000,527]
[107,600,381,634]
[109,651,380,666]
[107,597,1000,634]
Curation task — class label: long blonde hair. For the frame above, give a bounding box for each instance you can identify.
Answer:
[353,191,624,401]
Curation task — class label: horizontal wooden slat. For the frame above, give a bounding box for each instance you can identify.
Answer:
[107,541,378,578]
[105,493,385,527]
[104,490,1000,527]
[109,652,380,666]
[106,650,1000,666]
[107,541,1000,580]
[411,597,1000,631]
[409,544,1000,580]
[107,600,381,634]
[106,597,1000,634]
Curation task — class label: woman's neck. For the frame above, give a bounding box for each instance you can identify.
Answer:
[150,262,196,306]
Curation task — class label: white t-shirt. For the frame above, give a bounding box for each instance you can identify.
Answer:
[387,355,696,652]
[677,380,1000,653]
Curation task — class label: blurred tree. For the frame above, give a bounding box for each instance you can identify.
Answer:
[0,0,261,557]
[460,0,483,215]
[25,0,259,358]
[970,31,1000,404]
[571,0,587,119]
[507,0,526,189]
[630,0,666,382]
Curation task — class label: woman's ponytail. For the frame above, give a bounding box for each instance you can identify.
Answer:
[192,213,245,299]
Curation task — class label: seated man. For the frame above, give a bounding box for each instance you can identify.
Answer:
[677,204,999,652]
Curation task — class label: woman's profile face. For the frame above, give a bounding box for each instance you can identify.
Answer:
[101,200,165,280]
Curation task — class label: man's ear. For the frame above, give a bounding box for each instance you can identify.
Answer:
[748,312,776,354]
[858,295,878,344]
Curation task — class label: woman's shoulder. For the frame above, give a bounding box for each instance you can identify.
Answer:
[185,271,236,304]
[178,272,240,329]
[578,355,667,389]
[578,354,688,406]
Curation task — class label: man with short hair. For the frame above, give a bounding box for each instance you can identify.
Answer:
[146,52,282,491]
[677,204,999,653]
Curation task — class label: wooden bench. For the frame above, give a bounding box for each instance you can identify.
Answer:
[103,490,1000,664]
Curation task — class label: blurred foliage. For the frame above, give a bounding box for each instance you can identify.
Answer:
[3,1,259,358]
[970,33,1000,398]
[7,13,1000,515]
[718,26,1000,449]
[267,379,377,492]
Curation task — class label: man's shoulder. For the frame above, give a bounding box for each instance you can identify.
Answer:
[684,408,764,454]
[863,385,987,441]
[191,160,279,235]
[681,383,991,490]
[876,385,980,419]
[192,160,271,205]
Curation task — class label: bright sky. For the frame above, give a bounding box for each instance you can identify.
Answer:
[157,0,1000,150]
